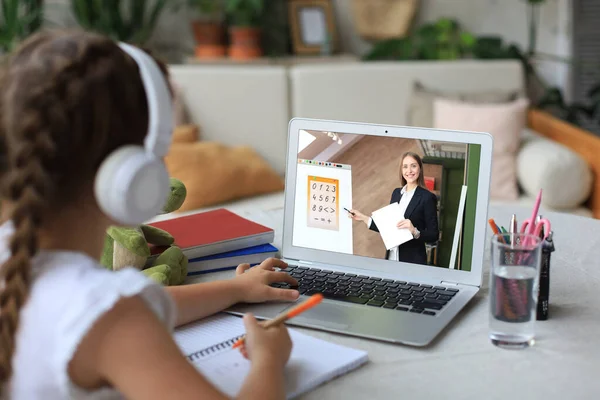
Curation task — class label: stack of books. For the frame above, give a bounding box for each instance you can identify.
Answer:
[147,208,278,276]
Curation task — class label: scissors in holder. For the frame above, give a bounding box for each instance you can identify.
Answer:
[520,216,551,240]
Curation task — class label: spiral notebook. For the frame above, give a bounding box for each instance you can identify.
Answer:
[173,313,369,399]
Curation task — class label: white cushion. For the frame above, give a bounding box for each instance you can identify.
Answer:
[517,137,593,209]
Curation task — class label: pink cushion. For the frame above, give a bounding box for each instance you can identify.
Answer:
[433,97,529,201]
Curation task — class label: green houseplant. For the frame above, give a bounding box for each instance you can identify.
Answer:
[71,0,173,45]
[224,0,264,59]
[0,0,44,54]
[256,0,289,57]
[363,18,476,61]
[187,0,226,58]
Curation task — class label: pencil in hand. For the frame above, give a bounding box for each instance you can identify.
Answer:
[232,293,324,349]
[343,207,355,216]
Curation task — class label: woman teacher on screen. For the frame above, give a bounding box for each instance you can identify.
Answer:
[349,152,439,265]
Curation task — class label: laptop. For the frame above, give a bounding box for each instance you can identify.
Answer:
[226,118,493,347]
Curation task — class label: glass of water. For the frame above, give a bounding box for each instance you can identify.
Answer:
[489,233,543,349]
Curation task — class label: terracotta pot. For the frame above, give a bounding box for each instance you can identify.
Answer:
[191,21,226,58]
[228,26,262,60]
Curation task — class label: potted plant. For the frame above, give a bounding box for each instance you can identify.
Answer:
[71,0,173,46]
[224,0,264,60]
[362,18,476,61]
[0,0,44,54]
[188,0,226,59]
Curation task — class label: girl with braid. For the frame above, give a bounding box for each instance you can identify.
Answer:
[0,30,299,399]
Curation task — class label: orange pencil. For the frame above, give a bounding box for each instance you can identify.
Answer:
[232,294,324,349]
[488,218,505,244]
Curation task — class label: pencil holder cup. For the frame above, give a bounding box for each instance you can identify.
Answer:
[489,233,542,349]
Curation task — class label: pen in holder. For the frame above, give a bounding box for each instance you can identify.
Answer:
[537,231,555,321]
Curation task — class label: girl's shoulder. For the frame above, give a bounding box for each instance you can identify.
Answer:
[30,250,177,334]
[10,250,177,399]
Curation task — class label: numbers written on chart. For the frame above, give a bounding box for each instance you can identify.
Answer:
[307,176,339,231]
[311,182,336,193]
[312,194,335,203]
[311,203,336,212]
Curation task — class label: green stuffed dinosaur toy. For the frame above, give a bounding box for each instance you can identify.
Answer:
[100,177,189,285]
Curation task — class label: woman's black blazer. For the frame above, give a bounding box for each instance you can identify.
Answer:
[369,185,439,265]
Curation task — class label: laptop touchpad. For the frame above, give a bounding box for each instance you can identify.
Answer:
[283,301,351,330]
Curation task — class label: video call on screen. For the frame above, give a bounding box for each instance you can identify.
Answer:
[291,130,482,272]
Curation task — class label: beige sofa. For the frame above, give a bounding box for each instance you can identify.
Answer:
[163,60,593,220]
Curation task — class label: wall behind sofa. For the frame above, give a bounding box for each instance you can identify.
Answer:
[43,0,571,95]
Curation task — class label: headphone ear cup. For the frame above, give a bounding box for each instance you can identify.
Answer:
[95,145,170,225]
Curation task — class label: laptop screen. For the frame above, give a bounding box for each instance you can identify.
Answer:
[290,129,482,272]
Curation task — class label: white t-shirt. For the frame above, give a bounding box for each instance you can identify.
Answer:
[0,221,177,399]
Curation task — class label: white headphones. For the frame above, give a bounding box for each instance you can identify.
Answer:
[94,42,173,226]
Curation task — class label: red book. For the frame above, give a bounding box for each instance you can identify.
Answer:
[147,208,275,259]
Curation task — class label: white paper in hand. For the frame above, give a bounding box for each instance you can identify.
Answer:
[371,203,414,250]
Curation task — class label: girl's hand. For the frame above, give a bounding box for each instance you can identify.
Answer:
[237,313,292,368]
[233,258,300,304]
[397,219,415,234]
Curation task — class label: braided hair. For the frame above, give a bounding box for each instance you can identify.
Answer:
[0,29,170,394]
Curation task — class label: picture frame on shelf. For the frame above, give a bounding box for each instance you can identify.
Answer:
[288,0,338,55]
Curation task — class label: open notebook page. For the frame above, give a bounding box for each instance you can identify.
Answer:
[173,313,368,399]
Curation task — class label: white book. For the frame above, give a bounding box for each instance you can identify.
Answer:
[174,313,369,399]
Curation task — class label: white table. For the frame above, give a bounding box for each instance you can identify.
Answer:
[186,205,600,399]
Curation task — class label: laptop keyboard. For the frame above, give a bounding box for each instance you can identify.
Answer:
[272,265,459,316]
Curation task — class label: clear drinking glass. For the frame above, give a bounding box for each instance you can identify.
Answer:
[489,233,543,349]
